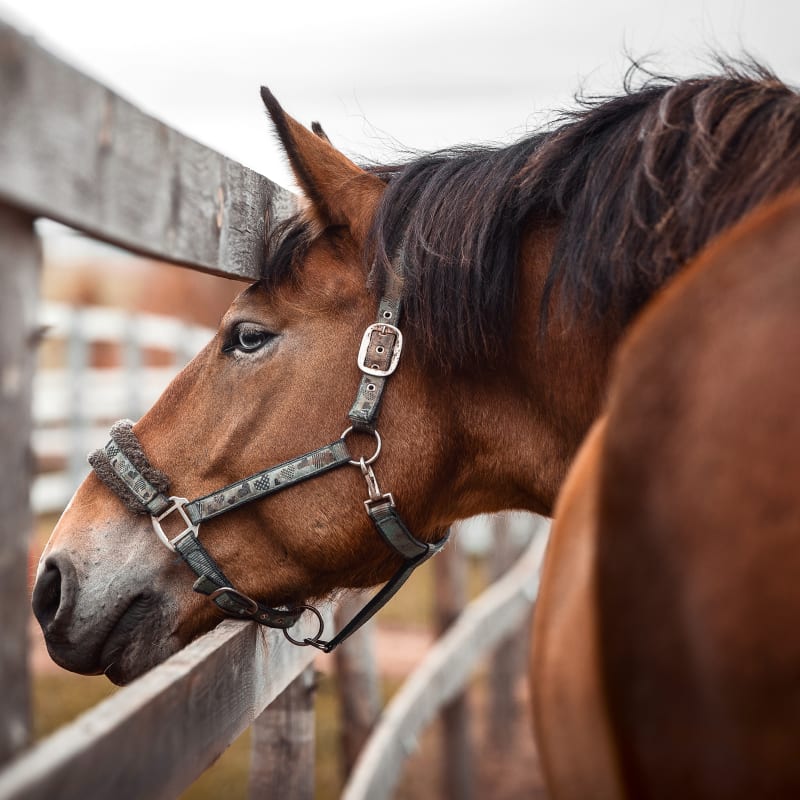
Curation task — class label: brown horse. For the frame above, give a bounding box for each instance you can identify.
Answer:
[32,63,800,689]
[533,187,800,799]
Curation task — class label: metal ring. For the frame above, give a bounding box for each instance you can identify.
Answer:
[341,426,382,466]
[282,604,325,647]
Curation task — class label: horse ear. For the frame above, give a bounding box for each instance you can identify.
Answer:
[310,121,331,144]
[260,87,384,242]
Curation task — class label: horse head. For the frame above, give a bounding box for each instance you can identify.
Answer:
[32,91,544,683]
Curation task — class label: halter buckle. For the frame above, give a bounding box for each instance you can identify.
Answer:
[357,323,403,377]
[151,496,199,551]
[207,586,260,617]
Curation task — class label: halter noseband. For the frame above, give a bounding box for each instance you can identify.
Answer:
[88,262,448,653]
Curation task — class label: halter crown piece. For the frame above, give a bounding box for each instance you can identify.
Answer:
[88,252,448,652]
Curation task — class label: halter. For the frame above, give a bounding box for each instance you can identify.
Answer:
[88,262,448,653]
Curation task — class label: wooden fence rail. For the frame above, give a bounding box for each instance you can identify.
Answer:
[0,20,295,280]
[0,16,545,799]
[0,613,331,800]
[342,529,548,800]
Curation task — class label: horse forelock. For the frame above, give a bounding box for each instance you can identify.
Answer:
[260,214,317,291]
[264,60,800,370]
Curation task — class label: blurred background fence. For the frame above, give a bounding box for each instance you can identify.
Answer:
[32,303,215,514]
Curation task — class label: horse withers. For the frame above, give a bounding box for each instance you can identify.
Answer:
[533,188,800,799]
[32,63,800,715]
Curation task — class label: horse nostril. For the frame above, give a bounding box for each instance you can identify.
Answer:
[32,555,73,631]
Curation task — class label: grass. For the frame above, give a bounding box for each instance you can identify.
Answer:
[32,673,118,740]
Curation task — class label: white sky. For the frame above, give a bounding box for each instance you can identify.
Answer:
[1,0,798,191]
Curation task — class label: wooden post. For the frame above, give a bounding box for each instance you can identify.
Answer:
[488,514,532,742]
[249,664,316,800]
[0,203,40,764]
[433,532,473,800]
[334,592,381,773]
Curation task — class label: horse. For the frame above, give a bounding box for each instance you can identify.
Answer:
[32,62,800,694]
[532,187,800,799]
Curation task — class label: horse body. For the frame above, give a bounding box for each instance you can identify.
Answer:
[535,189,800,798]
[30,60,800,795]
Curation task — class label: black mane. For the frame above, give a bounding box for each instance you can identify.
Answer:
[265,61,800,368]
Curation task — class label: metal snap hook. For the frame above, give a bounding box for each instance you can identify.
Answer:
[359,456,384,501]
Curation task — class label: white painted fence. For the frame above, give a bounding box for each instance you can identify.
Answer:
[32,303,215,514]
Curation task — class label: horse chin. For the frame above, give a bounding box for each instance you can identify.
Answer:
[102,631,182,686]
[97,594,183,685]
[39,586,183,686]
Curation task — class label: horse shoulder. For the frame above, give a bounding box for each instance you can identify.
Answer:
[531,415,625,800]
[594,188,800,798]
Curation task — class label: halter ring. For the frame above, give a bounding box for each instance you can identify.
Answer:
[341,426,382,466]
[282,604,326,647]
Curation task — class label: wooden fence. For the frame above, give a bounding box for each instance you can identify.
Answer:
[0,18,545,799]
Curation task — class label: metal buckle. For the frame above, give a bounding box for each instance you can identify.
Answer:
[151,496,199,552]
[208,586,259,617]
[357,323,403,377]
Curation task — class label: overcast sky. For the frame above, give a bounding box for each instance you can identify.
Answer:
[2,0,798,191]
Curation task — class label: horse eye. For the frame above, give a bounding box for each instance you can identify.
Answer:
[225,324,274,354]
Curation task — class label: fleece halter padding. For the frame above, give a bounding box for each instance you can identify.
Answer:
[88,419,171,516]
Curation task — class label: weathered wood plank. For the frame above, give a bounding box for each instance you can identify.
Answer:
[249,665,316,800]
[0,204,40,765]
[0,20,295,280]
[341,532,549,800]
[0,611,332,800]
[334,593,381,773]
[488,513,529,741]
[433,537,473,800]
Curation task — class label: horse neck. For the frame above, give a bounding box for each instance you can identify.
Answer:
[446,224,622,518]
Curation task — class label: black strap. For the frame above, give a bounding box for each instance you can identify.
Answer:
[174,533,302,628]
[301,501,449,652]
[348,297,403,431]
[185,439,351,525]
[91,432,172,516]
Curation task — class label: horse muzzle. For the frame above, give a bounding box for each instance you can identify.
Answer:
[32,546,180,683]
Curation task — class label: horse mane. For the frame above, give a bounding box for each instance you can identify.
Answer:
[264,60,800,369]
